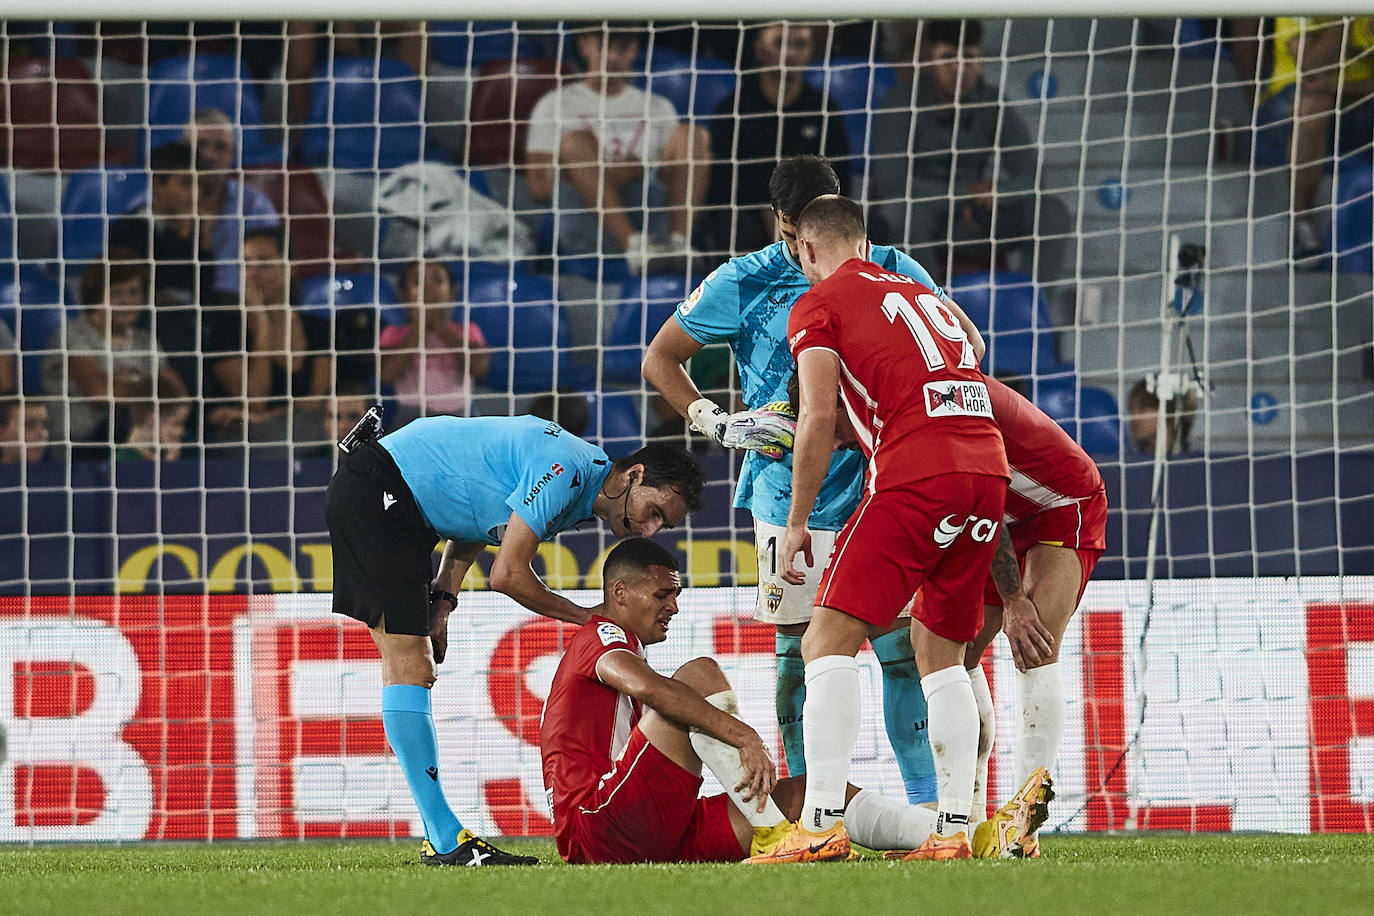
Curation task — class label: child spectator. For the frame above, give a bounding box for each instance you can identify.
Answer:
[116,386,191,463]
[0,398,50,463]
[1127,372,1202,457]
[294,379,374,459]
[42,261,188,449]
[379,259,489,424]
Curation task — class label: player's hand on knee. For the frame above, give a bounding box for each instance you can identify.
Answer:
[1003,595,1054,672]
[779,525,812,586]
[734,731,777,810]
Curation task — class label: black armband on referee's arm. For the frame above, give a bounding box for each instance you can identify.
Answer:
[429,588,458,611]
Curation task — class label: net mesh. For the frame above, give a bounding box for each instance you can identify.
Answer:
[0,16,1371,840]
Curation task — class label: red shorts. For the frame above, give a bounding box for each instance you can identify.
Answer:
[983,490,1107,609]
[558,727,744,864]
[818,472,1007,642]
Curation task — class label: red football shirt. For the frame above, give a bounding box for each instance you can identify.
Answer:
[988,377,1106,529]
[539,616,645,853]
[788,258,1009,488]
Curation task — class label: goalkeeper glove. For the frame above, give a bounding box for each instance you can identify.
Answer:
[688,398,796,460]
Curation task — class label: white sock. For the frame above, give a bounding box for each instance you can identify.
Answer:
[1016,662,1065,785]
[800,655,860,832]
[969,665,995,825]
[844,788,938,850]
[921,664,978,836]
[690,690,784,828]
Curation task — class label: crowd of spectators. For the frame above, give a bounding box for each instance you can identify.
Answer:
[6,16,1369,467]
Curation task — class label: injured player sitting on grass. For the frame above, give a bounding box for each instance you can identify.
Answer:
[538,537,1053,864]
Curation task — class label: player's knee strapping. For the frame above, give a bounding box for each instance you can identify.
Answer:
[774,632,806,776]
[871,629,937,805]
[382,684,462,853]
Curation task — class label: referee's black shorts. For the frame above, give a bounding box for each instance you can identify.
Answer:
[325,440,438,636]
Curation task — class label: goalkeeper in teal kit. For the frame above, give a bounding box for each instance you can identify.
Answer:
[326,414,705,866]
[643,155,986,803]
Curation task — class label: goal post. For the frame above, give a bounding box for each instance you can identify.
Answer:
[0,13,1370,841]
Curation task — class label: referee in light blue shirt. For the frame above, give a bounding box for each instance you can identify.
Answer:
[326,414,704,867]
[643,155,987,804]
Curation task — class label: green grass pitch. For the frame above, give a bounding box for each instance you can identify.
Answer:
[2,835,1371,915]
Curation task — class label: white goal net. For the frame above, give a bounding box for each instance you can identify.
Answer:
[0,15,1370,841]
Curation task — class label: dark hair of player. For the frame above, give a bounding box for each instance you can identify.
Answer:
[602,537,680,590]
[613,442,706,513]
[768,155,841,223]
[796,194,867,244]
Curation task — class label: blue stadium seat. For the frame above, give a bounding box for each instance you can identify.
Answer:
[1031,378,1121,455]
[0,176,14,263]
[463,268,584,392]
[640,47,738,119]
[58,168,149,263]
[804,58,897,173]
[1333,157,1373,275]
[145,54,282,165]
[300,272,402,324]
[947,271,1064,378]
[430,22,540,69]
[301,58,426,170]
[585,390,644,455]
[0,264,66,394]
[602,273,696,384]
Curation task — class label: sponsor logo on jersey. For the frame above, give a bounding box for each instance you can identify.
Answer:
[789,328,807,348]
[767,290,794,306]
[522,465,565,505]
[597,622,629,647]
[764,583,785,616]
[382,492,397,511]
[923,380,993,418]
[679,281,705,316]
[543,423,561,437]
[934,513,999,548]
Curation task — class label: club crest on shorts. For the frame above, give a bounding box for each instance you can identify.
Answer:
[597,622,628,646]
[764,583,785,616]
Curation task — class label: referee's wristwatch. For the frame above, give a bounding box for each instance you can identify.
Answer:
[429,587,459,611]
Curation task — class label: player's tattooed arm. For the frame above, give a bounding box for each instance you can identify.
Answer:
[990,525,1026,601]
[994,526,1055,671]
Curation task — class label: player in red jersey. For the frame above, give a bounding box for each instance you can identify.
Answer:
[963,377,1107,848]
[752,195,1049,864]
[540,537,1003,864]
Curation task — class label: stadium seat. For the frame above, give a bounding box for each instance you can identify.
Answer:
[467,58,568,167]
[463,268,584,392]
[0,176,14,263]
[145,54,282,165]
[241,166,334,277]
[4,57,105,171]
[58,168,150,263]
[0,263,66,394]
[585,390,644,454]
[804,57,897,168]
[603,273,696,384]
[300,272,402,324]
[300,58,427,171]
[640,47,738,119]
[1332,157,1373,275]
[947,271,1064,378]
[1031,378,1121,455]
[430,22,541,70]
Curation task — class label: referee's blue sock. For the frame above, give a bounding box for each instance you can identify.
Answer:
[872,629,938,804]
[775,632,807,776]
[382,684,462,854]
